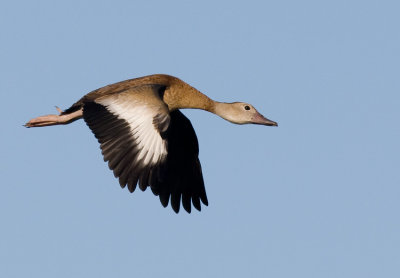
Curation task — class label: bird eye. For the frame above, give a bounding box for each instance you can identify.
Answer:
[244,105,250,111]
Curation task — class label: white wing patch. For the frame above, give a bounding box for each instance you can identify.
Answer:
[96,96,168,166]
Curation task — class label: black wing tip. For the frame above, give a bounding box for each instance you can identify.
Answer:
[172,205,180,214]
[201,196,209,206]
[161,194,209,214]
[159,193,169,208]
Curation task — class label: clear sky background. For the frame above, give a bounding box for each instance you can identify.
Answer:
[1,0,399,277]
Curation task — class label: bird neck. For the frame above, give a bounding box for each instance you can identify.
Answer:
[163,84,240,124]
[164,84,215,112]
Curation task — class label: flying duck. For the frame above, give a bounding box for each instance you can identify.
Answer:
[25,74,277,213]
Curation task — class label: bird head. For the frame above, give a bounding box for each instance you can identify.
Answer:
[215,102,278,126]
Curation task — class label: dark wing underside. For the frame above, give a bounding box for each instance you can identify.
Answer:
[153,110,208,213]
[83,102,208,213]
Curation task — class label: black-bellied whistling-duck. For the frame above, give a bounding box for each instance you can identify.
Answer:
[25,74,277,213]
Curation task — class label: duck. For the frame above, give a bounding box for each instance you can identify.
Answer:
[25,74,277,213]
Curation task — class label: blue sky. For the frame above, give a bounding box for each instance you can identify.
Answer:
[1,0,399,277]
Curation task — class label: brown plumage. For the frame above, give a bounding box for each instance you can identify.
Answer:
[25,74,277,213]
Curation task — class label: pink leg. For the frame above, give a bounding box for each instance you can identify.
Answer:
[25,108,83,127]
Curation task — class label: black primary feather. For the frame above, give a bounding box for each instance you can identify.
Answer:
[83,101,208,213]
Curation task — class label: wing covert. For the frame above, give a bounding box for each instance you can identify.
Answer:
[82,84,208,213]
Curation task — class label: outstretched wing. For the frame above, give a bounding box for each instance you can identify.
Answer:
[153,110,208,213]
[82,84,208,213]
